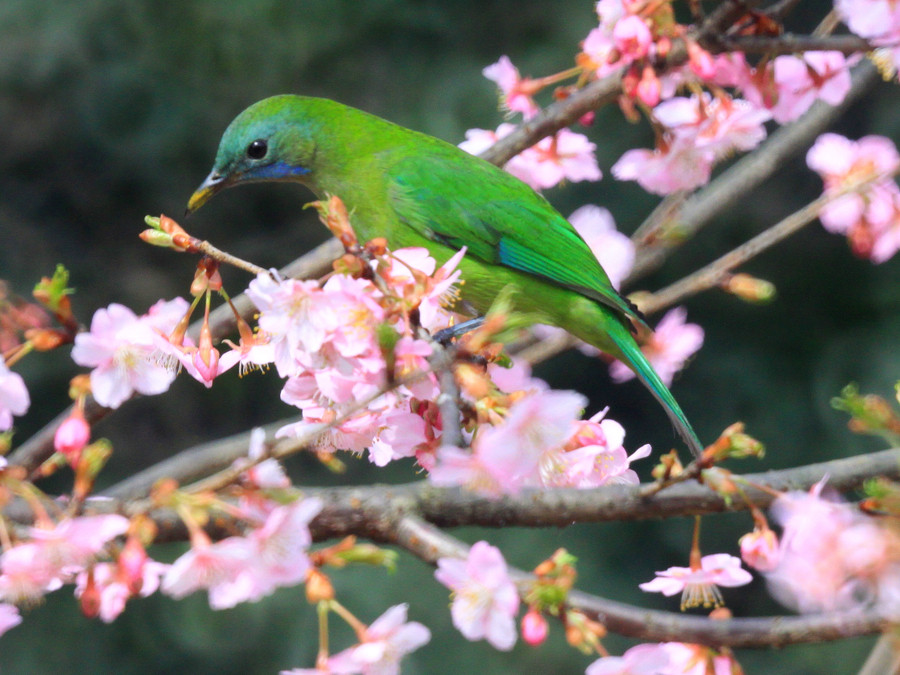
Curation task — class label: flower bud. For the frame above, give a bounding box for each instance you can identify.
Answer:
[721,274,777,304]
[54,412,90,465]
[79,569,101,619]
[305,568,335,603]
[521,609,548,646]
[739,526,780,572]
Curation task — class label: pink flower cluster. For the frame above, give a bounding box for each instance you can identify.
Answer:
[249,248,464,465]
[0,514,130,605]
[581,0,716,106]
[161,497,323,610]
[763,481,900,617]
[429,390,650,496]
[613,93,771,195]
[459,123,601,191]
[586,641,741,675]
[807,133,900,262]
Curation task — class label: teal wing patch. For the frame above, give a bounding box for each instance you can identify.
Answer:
[385,150,644,325]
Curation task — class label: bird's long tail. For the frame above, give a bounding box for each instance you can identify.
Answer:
[602,315,704,458]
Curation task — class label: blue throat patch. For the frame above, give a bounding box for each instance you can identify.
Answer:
[248,161,310,180]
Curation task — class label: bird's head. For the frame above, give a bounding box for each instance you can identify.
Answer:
[187,95,323,213]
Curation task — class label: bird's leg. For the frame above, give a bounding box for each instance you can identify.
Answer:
[432,316,486,346]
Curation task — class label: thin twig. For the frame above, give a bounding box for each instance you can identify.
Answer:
[716,34,873,56]
[636,183,862,315]
[194,240,267,277]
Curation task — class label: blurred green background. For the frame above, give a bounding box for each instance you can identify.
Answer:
[3,0,899,672]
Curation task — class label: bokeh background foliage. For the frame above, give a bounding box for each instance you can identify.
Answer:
[2,0,899,672]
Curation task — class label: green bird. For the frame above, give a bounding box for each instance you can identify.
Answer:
[187,95,703,457]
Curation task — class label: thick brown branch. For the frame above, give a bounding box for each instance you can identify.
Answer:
[48,448,900,537]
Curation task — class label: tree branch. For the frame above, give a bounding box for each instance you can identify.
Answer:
[60,447,900,537]
[393,513,888,648]
[636,178,869,315]
[716,34,874,56]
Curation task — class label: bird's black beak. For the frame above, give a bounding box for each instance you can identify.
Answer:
[186,170,228,214]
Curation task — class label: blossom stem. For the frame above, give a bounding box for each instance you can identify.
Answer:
[689,515,702,570]
[315,601,330,669]
[2,341,33,369]
[329,599,369,640]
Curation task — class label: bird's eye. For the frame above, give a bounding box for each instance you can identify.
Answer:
[247,139,268,160]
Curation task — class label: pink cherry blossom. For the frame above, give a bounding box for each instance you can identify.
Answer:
[74,559,169,623]
[483,55,540,118]
[474,390,587,494]
[612,141,714,195]
[71,302,180,408]
[586,642,672,675]
[807,133,900,262]
[28,514,130,569]
[245,273,336,377]
[654,94,771,158]
[739,525,780,572]
[458,123,517,157]
[553,409,652,487]
[428,444,506,496]
[664,642,741,675]
[768,52,852,124]
[54,412,90,463]
[613,15,652,60]
[610,307,703,387]
[460,125,601,191]
[486,359,548,395]
[520,608,548,646]
[160,535,257,609]
[328,603,431,675]
[764,481,900,614]
[237,427,290,491]
[0,515,128,604]
[508,128,602,190]
[246,497,322,590]
[0,603,21,637]
[581,27,619,79]
[639,553,752,609]
[0,356,29,431]
[568,205,635,289]
[414,248,466,335]
[614,94,770,195]
[0,543,63,603]
[582,1,654,79]
[435,541,519,650]
[162,498,321,610]
[835,0,900,41]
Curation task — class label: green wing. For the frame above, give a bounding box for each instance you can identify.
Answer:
[384,150,644,325]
